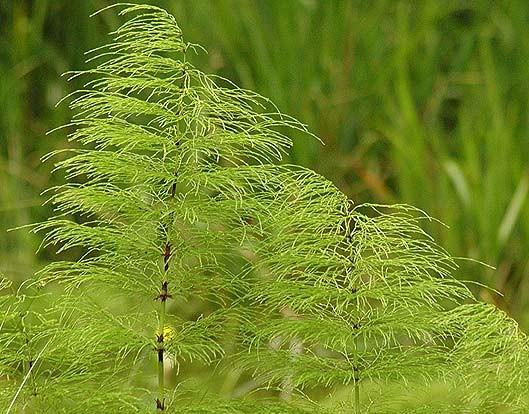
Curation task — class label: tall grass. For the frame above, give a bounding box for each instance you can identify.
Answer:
[2,0,529,328]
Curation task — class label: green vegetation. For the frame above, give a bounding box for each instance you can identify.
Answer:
[3,1,529,328]
[1,1,529,412]
[1,4,529,413]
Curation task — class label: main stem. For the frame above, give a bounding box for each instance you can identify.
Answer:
[346,218,360,414]
[157,291,166,411]
[354,380,360,414]
[156,141,178,411]
[156,243,171,411]
[353,335,360,414]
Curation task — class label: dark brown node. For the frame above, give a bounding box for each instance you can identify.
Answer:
[163,242,172,271]
[156,281,172,302]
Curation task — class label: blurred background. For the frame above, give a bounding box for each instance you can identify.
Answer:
[1,0,529,328]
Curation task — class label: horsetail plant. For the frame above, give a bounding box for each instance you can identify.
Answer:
[1,4,528,413]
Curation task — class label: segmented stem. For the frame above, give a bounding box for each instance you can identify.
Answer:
[156,244,171,411]
[157,296,166,411]
[353,331,360,414]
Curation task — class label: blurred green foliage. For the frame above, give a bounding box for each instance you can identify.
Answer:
[1,0,529,328]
